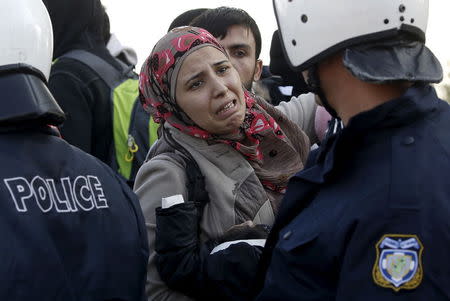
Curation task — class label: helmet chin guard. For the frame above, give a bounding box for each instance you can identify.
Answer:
[0,0,53,81]
[273,0,429,72]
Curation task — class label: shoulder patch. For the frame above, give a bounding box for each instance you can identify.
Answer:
[372,234,423,292]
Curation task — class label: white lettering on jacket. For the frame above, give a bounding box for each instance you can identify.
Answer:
[4,175,109,213]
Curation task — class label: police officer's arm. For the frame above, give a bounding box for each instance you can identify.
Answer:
[133,155,194,301]
[48,68,93,153]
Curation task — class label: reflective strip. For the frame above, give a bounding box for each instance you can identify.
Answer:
[210,239,266,254]
[113,78,139,180]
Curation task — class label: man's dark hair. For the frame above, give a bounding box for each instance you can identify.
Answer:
[190,6,262,59]
[168,8,209,32]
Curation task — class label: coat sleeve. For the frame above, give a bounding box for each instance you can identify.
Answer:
[154,202,214,300]
[204,243,264,301]
[276,93,318,145]
[155,202,264,301]
[133,155,193,301]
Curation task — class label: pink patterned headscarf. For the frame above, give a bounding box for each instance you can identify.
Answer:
[139,26,224,130]
[139,26,304,193]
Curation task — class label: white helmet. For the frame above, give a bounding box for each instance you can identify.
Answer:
[0,0,53,81]
[273,0,429,71]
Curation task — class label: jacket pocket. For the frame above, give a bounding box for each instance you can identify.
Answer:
[277,218,321,252]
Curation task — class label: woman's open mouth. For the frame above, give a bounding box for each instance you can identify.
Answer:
[216,99,237,116]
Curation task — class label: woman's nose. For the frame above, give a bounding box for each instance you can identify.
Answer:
[212,76,228,98]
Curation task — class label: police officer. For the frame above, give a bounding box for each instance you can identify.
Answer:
[256,0,450,299]
[0,1,148,300]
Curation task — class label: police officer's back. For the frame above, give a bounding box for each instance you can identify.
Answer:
[256,0,450,299]
[0,1,148,299]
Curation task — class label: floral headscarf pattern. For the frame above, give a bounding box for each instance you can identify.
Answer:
[139,26,303,193]
[139,26,223,127]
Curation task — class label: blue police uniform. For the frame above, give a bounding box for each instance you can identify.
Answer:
[0,72,148,300]
[256,84,450,300]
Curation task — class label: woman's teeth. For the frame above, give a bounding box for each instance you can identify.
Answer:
[217,101,235,115]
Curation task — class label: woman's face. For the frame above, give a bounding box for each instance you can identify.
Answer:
[175,46,246,135]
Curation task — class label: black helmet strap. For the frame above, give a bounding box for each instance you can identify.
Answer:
[306,65,339,119]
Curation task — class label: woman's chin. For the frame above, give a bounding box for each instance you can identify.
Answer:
[217,115,245,135]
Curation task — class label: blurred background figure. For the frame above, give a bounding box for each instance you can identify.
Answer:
[103,7,138,68]
[44,0,157,186]
[44,0,118,161]
[254,29,310,105]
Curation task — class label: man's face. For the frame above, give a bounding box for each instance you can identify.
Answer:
[218,24,262,90]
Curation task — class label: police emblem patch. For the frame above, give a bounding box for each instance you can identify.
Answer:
[372,234,423,292]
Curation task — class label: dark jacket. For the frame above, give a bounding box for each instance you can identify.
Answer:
[256,84,450,300]
[155,202,266,301]
[0,71,148,300]
[44,0,123,164]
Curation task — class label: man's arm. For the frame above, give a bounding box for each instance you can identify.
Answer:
[276,93,319,145]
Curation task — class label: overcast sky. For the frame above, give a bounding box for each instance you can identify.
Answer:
[102,0,450,89]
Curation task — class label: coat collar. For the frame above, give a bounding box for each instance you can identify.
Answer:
[296,84,440,184]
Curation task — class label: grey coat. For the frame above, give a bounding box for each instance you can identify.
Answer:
[134,123,276,301]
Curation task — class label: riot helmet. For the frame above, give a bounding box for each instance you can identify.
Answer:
[0,0,64,125]
[273,0,442,118]
[0,0,53,81]
[273,0,429,72]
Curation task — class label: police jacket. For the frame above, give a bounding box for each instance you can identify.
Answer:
[256,84,450,300]
[0,72,149,300]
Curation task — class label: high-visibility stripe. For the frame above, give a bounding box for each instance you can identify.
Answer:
[149,117,159,146]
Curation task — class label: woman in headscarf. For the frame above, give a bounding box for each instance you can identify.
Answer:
[134,26,310,301]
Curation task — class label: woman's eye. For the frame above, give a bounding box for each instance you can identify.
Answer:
[190,81,203,90]
[217,66,229,74]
